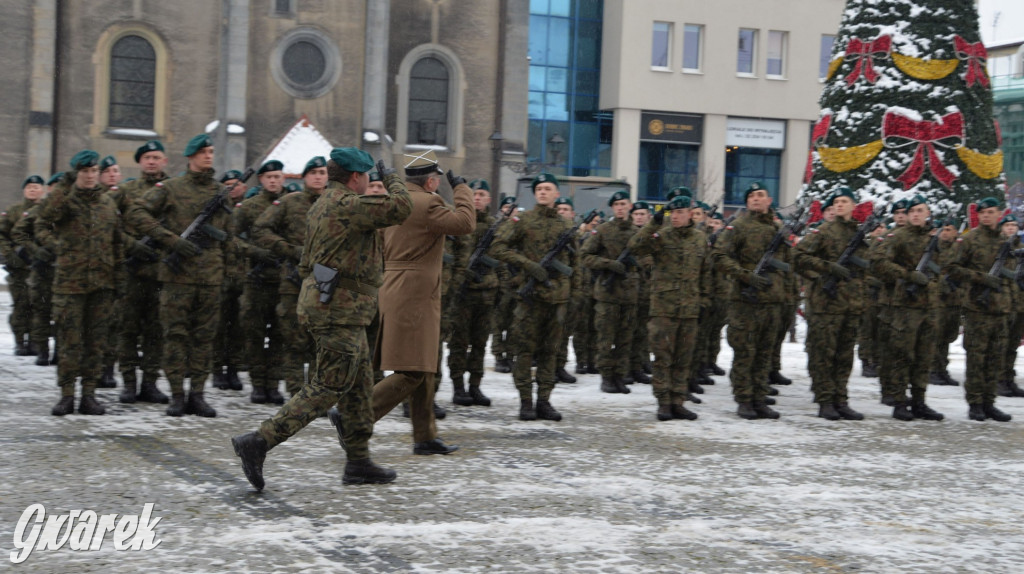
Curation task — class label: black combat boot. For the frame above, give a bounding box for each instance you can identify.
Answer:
[753,401,780,419]
[212,367,230,390]
[431,401,445,419]
[586,364,601,374]
[231,432,268,491]
[928,371,946,386]
[941,371,959,386]
[737,402,758,420]
[265,385,285,405]
[688,378,704,394]
[643,361,653,375]
[14,342,30,356]
[119,373,137,404]
[468,376,491,406]
[99,366,117,388]
[817,403,840,421]
[494,357,512,373]
[78,395,106,415]
[34,342,50,366]
[519,398,536,420]
[185,392,217,417]
[137,375,169,403]
[413,438,458,455]
[452,375,474,406]
[614,376,631,394]
[1009,381,1024,397]
[166,394,186,417]
[575,363,588,375]
[968,403,986,421]
[982,403,1012,422]
[656,404,673,421]
[764,396,777,405]
[910,400,944,421]
[620,372,634,385]
[250,386,268,404]
[862,361,878,378]
[769,371,792,385]
[767,386,779,396]
[697,371,715,386]
[226,367,244,390]
[631,370,651,384]
[687,392,702,404]
[343,459,397,485]
[997,380,1015,397]
[835,402,864,420]
[51,396,74,416]
[25,341,39,356]
[535,399,562,421]
[600,375,622,394]
[671,403,698,420]
[555,366,577,384]
[708,363,726,376]
[892,401,914,421]
[881,395,898,406]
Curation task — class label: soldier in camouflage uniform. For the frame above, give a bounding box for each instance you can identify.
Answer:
[125,134,232,418]
[0,176,46,356]
[109,140,170,404]
[946,197,1014,421]
[696,213,729,381]
[870,195,944,421]
[552,197,579,384]
[446,179,501,405]
[96,156,122,389]
[12,180,59,366]
[253,156,328,396]
[793,187,868,421]
[232,148,413,491]
[232,159,287,404]
[712,182,790,419]
[628,201,653,385]
[581,190,640,394]
[42,151,122,416]
[873,201,909,401]
[857,223,890,377]
[212,169,250,391]
[492,172,576,421]
[929,219,963,387]
[491,196,519,373]
[997,216,1024,397]
[572,211,601,374]
[627,195,707,421]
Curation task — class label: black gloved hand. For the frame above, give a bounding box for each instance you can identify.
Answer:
[981,273,1002,289]
[908,270,930,286]
[748,272,772,290]
[652,209,665,226]
[828,262,852,280]
[606,260,627,275]
[249,246,276,264]
[35,248,55,263]
[446,170,466,188]
[376,159,395,177]
[171,238,200,258]
[524,261,549,282]
[128,239,158,261]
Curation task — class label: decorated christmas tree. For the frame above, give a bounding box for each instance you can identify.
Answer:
[800,0,1005,219]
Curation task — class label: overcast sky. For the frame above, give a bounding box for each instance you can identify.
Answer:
[978,0,1024,45]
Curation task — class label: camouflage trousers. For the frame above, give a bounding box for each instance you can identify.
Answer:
[7,268,32,345]
[648,316,698,405]
[277,293,314,395]
[572,295,597,368]
[806,312,859,404]
[118,273,163,378]
[29,268,54,349]
[259,325,374,460]
[884,307,935,403]
[373,371,437,443]
[631,298,651,372]
[963,311,1008,405]
[159,283,221,395]
[695,299,728,370]
[857,304,881,364]
[931,306,961,373]
[365,312,384,383]
[876,306,897,396]
[240,281,282,390]
[213,277,244,371]
[1000,311,1024,383]
[491,286,517,360]
[772,302,797,372]
[511,299,565,401]
[448,288,496,379]
[52,290,114,397]
[594,301,637,378]
[726,301,781,403]
[557,295,583,367]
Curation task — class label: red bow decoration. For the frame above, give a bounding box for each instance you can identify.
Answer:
[844,35,891,86]
[968,202,979,229]
[852,201,875,223]
[954,35,988,87]
[808,200,824,224]
[804,115,833,183]
[882,110,964,190]
[995,119,1002,147]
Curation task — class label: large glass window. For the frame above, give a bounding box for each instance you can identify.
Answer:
[682,24,702,71]
[724,147,782,205]
[767,31,787,77]
[652,22,671,68]
[109,35,156,129]
[408,57,449,145]
[737,28,757,75]
[638,142,699,200]
[819,34,836,79]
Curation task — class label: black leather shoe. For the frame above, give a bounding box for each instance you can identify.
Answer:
[343,459,397,485]
[413,438,459,455]
[51,396,74,416]
[433,401,447,420]
[231,432,268,491]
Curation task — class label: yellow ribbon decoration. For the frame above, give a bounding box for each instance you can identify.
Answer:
[891,53,959,81]
[826,58,842,81]
[955,146,1003,179]
[817,141,884,173]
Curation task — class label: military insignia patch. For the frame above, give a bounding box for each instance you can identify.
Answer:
[235,203,243,208]
[156,182,164,187]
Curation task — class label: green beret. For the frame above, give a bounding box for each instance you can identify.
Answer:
[243,186,260,199]
[631,200,651,213]
[906,194,928,209]
[695,201,710,211]
[301,156,327,176]
[666,195,692,211]
[134,140,165,162]
[976,197,1002,210]
[608,190,630,206]
[100,155,118,171]
[937,218,957,228]
[500,196,516,207]
[183,133,213,157]
[47,172,65,186]
[22,175,44,188]
[368,171,382,182]
[666,186,691,201]
[554,197,573,208]
[711,212,724,220]
[220,169,243,183]
[891,199,910,213]
[999,213,1019,227]
[285,183,302,193]
[330,147,375,173]
[469,179,491,192]
[258,160,284,175]
[69,150,100,170]
[824,186,858,209]
[531,172,560,191]
[744,181,765,202]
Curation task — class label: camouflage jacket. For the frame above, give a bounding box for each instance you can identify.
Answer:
[491,204,576,304]
[794,216,870,314]
[712,210,793,304]
[231,188,282,284]
[126,169,230,286]
[108,172,167,281]
[946,224,1014,314]
[253,186,321,295]
[37,184,122,294]
[0,198,37,270]
[11,198,57,275]
[628,221,709,319]
[580,216,640,304]
[451,209,500,292]
[296,174,412,329]
[871,223,937,310]
[935,236,964,307]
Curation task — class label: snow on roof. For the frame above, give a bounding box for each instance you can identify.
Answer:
[263,115,334,177]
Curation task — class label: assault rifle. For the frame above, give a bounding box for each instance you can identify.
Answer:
[976,238,1016,308]
[741,206,809,303]
[446,203,517,323]
[247,257,280,286]
[284,259,302,287]
[822,208,882,299]
[904,225,941,300]
[163,168,255,274]
[1013,247,1024,291]
[601,247,639,289]
[517,228,576,302]
[708,210,743,247]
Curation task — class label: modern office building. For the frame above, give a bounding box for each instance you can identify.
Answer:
[989,37,1024,197]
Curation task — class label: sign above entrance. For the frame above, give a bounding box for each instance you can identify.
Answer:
[726,117,786,149]
[640,112,703,145]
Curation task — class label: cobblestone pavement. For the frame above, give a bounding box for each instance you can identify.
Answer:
[1,290,1023,573]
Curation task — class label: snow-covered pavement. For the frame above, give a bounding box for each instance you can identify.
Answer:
[1,289,1022,573]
